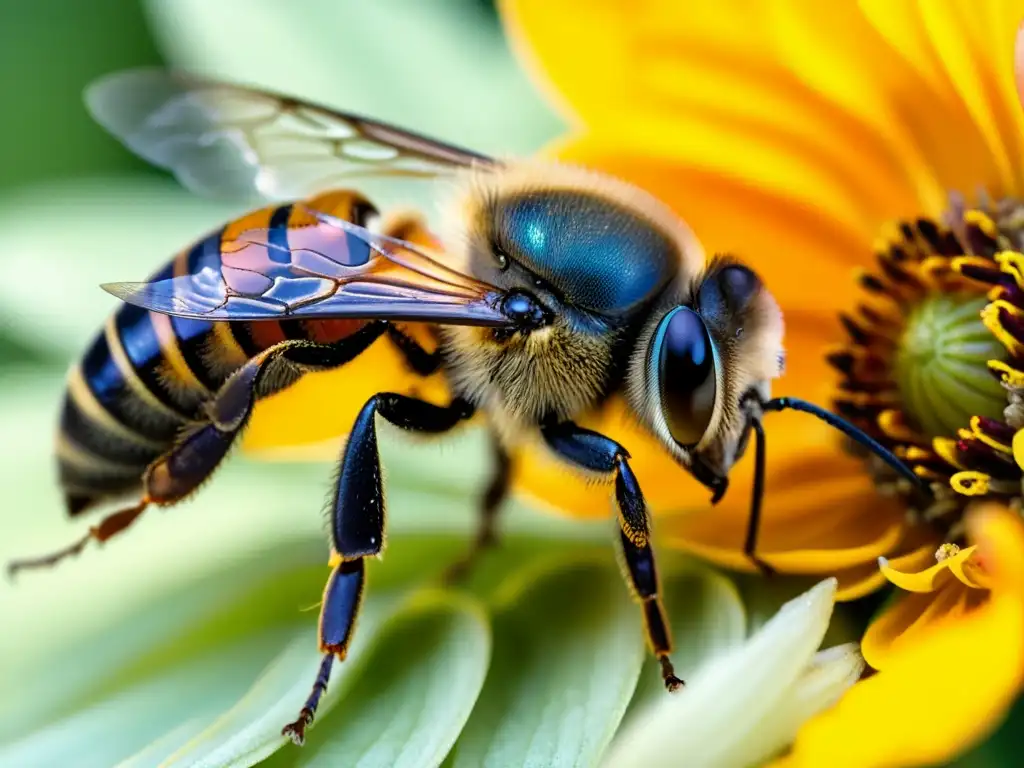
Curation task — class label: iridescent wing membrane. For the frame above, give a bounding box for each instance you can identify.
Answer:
[104,204,510,326]
[85,68,498,201]
[89,69,512,327]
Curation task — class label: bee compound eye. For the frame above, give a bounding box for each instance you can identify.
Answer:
[654,307,718,447]
[496,251,509,270]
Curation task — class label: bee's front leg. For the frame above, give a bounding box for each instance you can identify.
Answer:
[284,392,475,745]
[541,420,684,692]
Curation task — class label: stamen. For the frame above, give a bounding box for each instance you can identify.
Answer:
[981,302,1024,356]
[969,416,1014,453]
[830,196,1024,549]
[878,409,922,444]
[952,256,1005,284]
[932,437,966,470]
[989,360,1024,388]
[950,471,990,495]
[996,251,1024,289]
[935,543,961,562]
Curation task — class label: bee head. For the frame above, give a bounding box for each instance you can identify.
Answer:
[630,258,785,481]
[635,257,931,515]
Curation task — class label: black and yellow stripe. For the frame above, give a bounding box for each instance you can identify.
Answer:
[57,191,379,516]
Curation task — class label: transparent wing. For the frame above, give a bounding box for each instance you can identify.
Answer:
[85,68,498,201]
[103,203,511,327]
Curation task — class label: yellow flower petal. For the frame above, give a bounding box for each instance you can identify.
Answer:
[503,0,930,233]
[1012,427,1024,471]
[832,563,891,602]
[948,551,993,589]
[834,538,938,601]
[861,581,981,670]
[860,0,1024,198]
[244,337,454,455]
[776,506,1024,768]
[879,545,978,593]
[776,589,1023,767]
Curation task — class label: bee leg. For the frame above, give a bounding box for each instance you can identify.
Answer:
[283,557,365,746]
[442,439,511,584]
[542,421,684,692]
[284,392,475,743]
[144,335,385,509]
[8,336,383,578]
[7,498,149,577]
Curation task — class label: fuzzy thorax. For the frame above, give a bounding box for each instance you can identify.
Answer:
[439,319,617,446]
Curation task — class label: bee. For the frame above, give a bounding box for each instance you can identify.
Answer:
[8,69,927,744]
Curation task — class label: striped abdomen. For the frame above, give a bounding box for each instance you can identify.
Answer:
[57,191,377,516]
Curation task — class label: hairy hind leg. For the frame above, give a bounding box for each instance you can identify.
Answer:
[7,498,149,577]
[7,334,385,577]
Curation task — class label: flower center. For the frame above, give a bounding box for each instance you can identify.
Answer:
[893,293,1006,438]
[828,200,1024,536]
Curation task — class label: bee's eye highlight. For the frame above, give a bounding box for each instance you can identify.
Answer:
[653,307,718,447]
[495,250,509,270]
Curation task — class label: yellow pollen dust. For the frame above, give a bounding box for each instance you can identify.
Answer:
[935,542,961,562]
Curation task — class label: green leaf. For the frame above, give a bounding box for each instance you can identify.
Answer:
[0,539,325,744]
[156,590,488,768]
[263,591,491,768]
[117,717,214,768]
[155,619,377,768]
[449,556,646,768]
[0,626,299,768]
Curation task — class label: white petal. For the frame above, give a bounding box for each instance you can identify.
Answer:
[602,578,840,768]
[728,643,865,767]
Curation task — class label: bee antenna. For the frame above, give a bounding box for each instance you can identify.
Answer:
[762,396,931,499]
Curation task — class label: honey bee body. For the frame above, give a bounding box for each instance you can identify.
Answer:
[17,69,926,745]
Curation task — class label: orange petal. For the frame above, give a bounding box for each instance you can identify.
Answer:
[778,506,1024,768]
[861,0,1024,198]
[503,0,928,234]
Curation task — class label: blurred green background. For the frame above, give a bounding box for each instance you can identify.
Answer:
[0,0,161,366]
